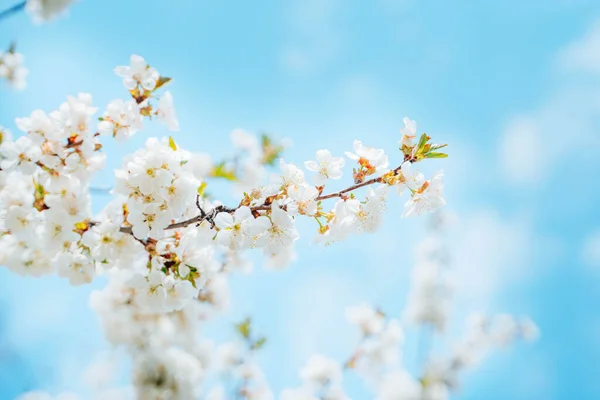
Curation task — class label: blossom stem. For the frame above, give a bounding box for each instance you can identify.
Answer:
[113,159,411,235]
[0,1,26,21]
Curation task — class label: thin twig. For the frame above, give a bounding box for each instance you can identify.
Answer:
[106,159,413,236]
[0,1,26,21]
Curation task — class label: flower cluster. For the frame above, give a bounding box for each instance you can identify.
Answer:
[0,93,104,282]
[114,137,200,238]
[2,54,451,399]
[281,355,349,400]
[25,0,76,23]
[206,319,274,400]
[282,213,538,400]
[404,217,454,331]
[0,45,28,90]
[111,55,179,133]
[345,305,404,380]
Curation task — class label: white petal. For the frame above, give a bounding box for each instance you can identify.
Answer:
[214,212,234,229]
[304,160,319,171]
[234,206,252,222]
[315,149,332,162]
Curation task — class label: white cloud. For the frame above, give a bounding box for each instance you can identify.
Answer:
[558,19,600,74]
[499,117,545,184]
[450,211,535,309]
[498,18,600,185]
[581,230,600,269]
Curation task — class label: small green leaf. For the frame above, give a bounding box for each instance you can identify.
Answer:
[261,133,272,147]
[416,133,430,152]
[98,117,104,121]
[236,318,252,339]
[251,336,267,351]
[154,76,172,91]
[210,161,237,181]
[168,136,177,151]
[424,152,448,159]
[197,182,207,197]
[260,133,285,166]
[429,143,448,151]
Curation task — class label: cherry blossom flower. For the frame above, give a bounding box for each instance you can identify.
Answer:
[345,140,389,173]
[399,161,425,194]
[215,206,267,250]
[277,159,306,190]
[399,117,417,148]
[287,185,319,216]
[0,51,28,90]
[281,389,319,400]
[0,136,41,174]
[156,91,179,131]
[253,204,299,256]
[376,371,421,400]
[25,0,75,22]
[403,170,445,218]
[98,99,143,141]
[300,355,343,387]
[304,149,345,185]
[54,251,95,285]
[346,304,385,335]
[114,55,159,91]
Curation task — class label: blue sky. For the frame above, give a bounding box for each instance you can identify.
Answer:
[1,0,600,398]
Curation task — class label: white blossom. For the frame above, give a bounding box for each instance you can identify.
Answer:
[0,136,41,173]
[214,206,267,250]
[156,91,179,131]
[346,304,384,335]
[114,55,160,91]
[25,0,75,22]
[345,140,389,173]
[0,51,28,90]
[399,117,417,148]
[304,149,345,185]
[300,355,343,387]
[253,204,299,256]
[403,170,445,218]
[98,99,143,141]
[376,371,421,400]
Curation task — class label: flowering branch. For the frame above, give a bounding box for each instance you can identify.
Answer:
[148,160,411,232]
[0,1,26,21]
[0,54,447,318]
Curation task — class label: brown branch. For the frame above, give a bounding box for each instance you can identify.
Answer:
[0,1,26,21]
[108,158,413,237]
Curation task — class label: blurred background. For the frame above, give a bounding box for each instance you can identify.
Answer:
[1,0,600,398]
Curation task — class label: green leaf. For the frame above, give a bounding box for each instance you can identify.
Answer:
[197,182,207,197]
[416,133,430,152]
[260,133,285,166]
[429,143,448,151]
[251,336,267,351]
[210,161,237,181]
[235,318,252,339]
[424,152,448,159]
[168,136,177,151]
[8,41,16,54]
[261,133,272,147]
[154,76,172,91]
